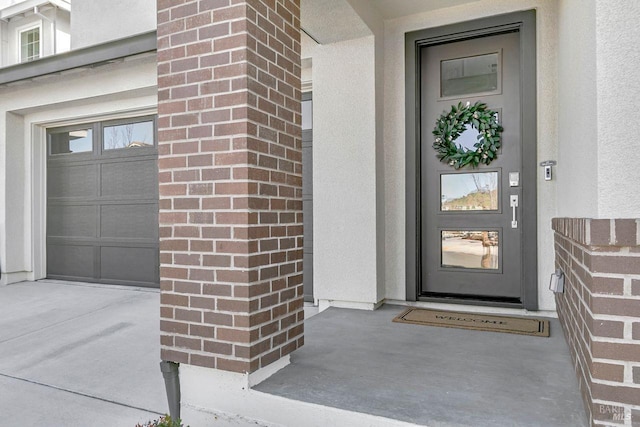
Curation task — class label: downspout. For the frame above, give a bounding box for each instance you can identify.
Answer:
[33,5,56,55]
[160,361,181,420]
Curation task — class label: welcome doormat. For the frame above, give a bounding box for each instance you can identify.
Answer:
[393,308,550,337]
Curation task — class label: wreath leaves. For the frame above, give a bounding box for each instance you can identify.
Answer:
[432,101,503,169]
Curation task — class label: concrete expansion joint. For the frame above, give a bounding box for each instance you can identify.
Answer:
[0,371,163,416]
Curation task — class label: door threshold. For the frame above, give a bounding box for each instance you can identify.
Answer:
[420,293,521,308]
[386,299,557,318]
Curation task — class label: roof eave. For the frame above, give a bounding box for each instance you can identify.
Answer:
[0,0,70,20]
[0,30,157,86]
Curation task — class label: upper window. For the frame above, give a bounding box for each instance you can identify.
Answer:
[20,27,41,63]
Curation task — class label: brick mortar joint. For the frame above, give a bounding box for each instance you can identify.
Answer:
[557,250,591,299]
[555,230,638,251]
[591,376,640,388]
[246,2,299,24]
[589,314,640,325]
[160,325,302,341]
[553,217,640,247]
[555,234,640,301]
[591,335,640,345]
[591,399,635,404]
[158,87,249,98]
[159,338,302,352]
[589,293,640,301]
[156,143,302,155]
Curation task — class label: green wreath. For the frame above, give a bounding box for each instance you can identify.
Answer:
[432,101,503,169]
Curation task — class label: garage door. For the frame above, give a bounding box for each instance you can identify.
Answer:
[46,116,159,287]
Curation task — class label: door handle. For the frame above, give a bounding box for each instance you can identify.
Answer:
[510,195,518,228]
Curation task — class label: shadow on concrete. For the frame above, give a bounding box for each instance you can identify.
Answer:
[0,280,166,426]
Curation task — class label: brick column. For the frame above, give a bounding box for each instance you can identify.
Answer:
[552,218,640,426]
[157,0,303,374]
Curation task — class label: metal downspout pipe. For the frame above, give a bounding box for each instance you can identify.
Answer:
[160,361,181,420]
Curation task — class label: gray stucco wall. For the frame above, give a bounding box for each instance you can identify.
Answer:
[71,0,156,49]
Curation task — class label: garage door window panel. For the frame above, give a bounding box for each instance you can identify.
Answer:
[102,120,155,151]
[49,127,93,155]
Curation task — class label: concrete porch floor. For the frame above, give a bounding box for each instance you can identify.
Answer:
[256,305,588,427]
[0,280,588,426]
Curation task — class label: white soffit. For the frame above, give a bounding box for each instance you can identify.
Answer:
[301,0,371,45]
[301,0,482,44]
[370,0,480,20]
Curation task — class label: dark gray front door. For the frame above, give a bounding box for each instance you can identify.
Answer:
[421,32,524,303]
[46,117,159,287]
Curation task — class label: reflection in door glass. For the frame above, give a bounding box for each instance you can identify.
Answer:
[441,53,499,97]
[49,128,93,155]
[103,121,155,150]
[441,230,499,270]
[441,172,498,211]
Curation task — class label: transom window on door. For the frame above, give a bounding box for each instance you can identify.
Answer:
[440,52,500,98]
[20,26,40,63]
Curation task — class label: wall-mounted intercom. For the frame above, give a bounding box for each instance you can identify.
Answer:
[540,160,557,181]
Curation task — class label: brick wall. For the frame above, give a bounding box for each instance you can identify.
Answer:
[156,0,303,374]
[553,218,640,426]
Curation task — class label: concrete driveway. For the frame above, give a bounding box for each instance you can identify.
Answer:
[0,280,167,426]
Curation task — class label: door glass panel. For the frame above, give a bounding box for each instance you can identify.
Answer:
[49,128,93,155]
[441,172,498,211]
[441,53,499,97]
[441,230,499,269]
[103,120,155,150]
